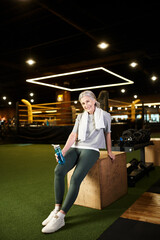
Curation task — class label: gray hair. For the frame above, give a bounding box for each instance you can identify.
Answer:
[78,90,100,108]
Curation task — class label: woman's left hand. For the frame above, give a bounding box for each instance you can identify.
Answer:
[108,152,115,162]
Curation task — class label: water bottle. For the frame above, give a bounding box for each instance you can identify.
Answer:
[52,144,65,165]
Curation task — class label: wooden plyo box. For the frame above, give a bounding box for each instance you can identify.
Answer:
[67,151,127,210]
[145,138,160,166]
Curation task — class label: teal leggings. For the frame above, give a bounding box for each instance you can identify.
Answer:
[54,147,100,213]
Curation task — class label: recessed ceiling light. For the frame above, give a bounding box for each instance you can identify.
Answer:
[97,42,109,49]
[130,62,138,68]
[121,89,126,93]
[26,59,36,65]
[151,76,157,81]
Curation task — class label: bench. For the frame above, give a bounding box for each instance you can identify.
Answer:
[67,151,127,210]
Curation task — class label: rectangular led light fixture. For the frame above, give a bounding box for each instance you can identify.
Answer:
[26,67,134,91]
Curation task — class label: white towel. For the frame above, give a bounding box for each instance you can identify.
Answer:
[78,107,105,141]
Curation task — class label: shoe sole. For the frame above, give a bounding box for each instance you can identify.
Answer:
[42,222,65,234]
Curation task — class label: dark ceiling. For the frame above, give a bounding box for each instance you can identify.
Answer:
[0,0,160,105]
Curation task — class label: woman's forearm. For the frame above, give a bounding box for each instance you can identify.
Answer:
[62,132,77,156]
[106,132,115,160]
[106,132,112,153]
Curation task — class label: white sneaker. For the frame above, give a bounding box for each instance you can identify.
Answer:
[42,209,58,226]
[42,215,65,233]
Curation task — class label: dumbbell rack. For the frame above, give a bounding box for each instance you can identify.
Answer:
[112,141,154,186]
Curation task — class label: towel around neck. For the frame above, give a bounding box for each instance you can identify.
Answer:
[78,107,105,141]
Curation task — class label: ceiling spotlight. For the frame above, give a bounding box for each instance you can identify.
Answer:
[2,96,7,100]
[130,62,138,68]
[97,42,109,49]
[151,76,157,81]
[121,89,126,93]
[30,99,34,103]
[26,59,36,65]
[30,92,34,97]
[134,95,138,99]
[8,102,12,105]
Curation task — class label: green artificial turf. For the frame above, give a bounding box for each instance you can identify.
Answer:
[0,144,160,240]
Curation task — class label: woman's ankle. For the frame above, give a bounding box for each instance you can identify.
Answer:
[55,204,61,211]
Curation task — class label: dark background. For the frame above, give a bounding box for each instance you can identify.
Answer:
[0,0,160,105]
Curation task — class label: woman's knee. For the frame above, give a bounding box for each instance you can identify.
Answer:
[54,165,65,177]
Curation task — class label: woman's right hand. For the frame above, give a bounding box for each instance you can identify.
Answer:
[55,153,59,163]
[55,150,65,163]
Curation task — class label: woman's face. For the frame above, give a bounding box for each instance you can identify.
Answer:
[80,96,96,114]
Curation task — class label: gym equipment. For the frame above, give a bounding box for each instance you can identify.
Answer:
[119,128,151,147]
[127,158,139,174]
[112,129,154,187]
[127,158,154,187]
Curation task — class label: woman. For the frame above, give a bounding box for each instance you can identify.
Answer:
[42,90,115,234]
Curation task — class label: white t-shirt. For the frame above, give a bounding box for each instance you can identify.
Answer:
[71,110,111,151]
